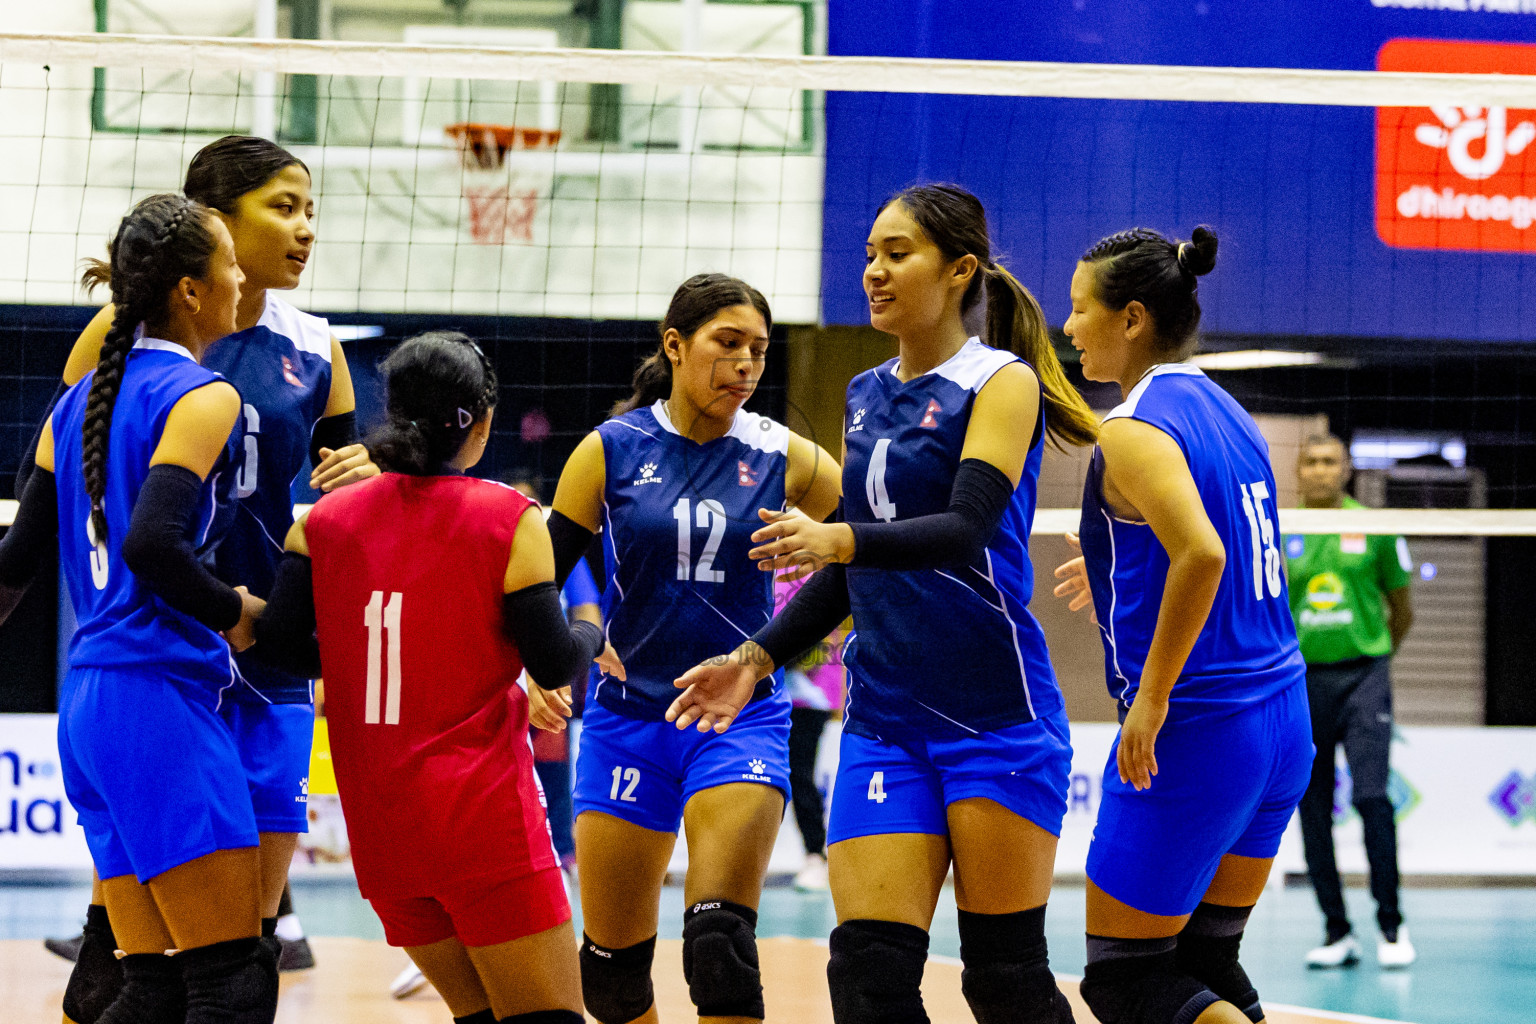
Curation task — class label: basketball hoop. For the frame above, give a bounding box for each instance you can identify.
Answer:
[444,122,562,246]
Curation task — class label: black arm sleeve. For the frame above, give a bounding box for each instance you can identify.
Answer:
[0,467,58,626]
[749,562,851,672]
[252,553,322,678]
[122,464,243,632]
[15,380,66,497]
[547,509,597,590]
[503,581,605,690]
[847,458,1015,571]
[309,411,360,469]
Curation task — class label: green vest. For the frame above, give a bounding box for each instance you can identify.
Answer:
[1284,498,1413,665]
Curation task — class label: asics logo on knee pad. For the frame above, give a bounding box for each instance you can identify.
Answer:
[585,944,611,959]
[691,901,722,914]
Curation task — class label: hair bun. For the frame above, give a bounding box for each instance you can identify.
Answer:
[1178,225,1218,277]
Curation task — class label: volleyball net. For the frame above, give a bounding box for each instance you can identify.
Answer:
[2,26,1535,727]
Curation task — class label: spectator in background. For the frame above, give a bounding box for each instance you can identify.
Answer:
[1286,433,1417,970]
[776,573,845,892]
[508,475,602,876]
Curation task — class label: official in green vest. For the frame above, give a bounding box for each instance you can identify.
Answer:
[1285,434,1416,970]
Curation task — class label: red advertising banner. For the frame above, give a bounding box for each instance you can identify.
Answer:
[1377,38,1536,253]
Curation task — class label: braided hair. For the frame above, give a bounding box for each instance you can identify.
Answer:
[610,273,772,419]
[1080,225,1218,360]
[367,332,500,475]
[78,194,220,544]
[883,184,1099,449]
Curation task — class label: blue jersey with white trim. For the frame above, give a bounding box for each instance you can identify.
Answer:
[841,338,1062,742]
[51,339,241,704]
[592,400,788,720]
[204,294,333,704]
[1078,364,1305,723]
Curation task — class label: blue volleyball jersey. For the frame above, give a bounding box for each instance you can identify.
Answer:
[52,338,241,704]
[1078,364,1305,723]
[203,294,333,704]
[592,400,788,720]
[840,338,1062,742]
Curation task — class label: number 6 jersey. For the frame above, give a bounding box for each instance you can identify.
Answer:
[1078,363,1305,724]
[841,338,1063,743]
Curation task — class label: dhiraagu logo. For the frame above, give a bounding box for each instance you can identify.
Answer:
[1300,572,1354,627]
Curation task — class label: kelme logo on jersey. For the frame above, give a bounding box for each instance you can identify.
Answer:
[920,399,942,428]
[281,356,304,387]
[848,408,866,433]
[738,460,758,486]
[633,462,663,486]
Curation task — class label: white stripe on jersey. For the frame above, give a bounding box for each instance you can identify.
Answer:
[260,293,334,361]
[1105,362,1204,422]
[649,399,789,456]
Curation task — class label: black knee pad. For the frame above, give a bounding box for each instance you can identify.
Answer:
[580,933,655,1024]
[682,899,763,1019]
[1080,936,1217,1024]
[177,936,278,1024]
[453,1011,497,1024]
[63,905,124,1024]
[957,908,1074,1024]
[1177,904,1261,1024]
[496,1012,585,1024]
[827,919,931,1024]
[95,953,184,1024]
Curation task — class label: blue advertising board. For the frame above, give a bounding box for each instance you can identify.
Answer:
[822,1,1536,342]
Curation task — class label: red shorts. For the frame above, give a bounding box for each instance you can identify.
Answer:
[369,866,570,948]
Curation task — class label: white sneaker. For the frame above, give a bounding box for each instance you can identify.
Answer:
[390,962,429,999]
[1377,926,1417,968]
[793,853,829,891]
[1304,933,1361,968]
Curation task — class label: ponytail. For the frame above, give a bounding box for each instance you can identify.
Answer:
[609,347,674,419]
[984,262,1098,449]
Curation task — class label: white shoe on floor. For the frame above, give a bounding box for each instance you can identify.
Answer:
[794,853,829,891]
[390,962,430,999]
[1377,925,1417,968]
[1304,933,1361,968]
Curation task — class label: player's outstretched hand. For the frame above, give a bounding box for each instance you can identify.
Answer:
[1117,695,1166,791]
[1051,532,1097,623]
[669,642,769,734]
[594,642,626,682]
[748,507,854,582]
[224,586,266,653]
[527,683,572,733]
[310,444,380,492]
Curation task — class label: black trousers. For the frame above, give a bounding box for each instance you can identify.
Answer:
[788,707,831,856]
[1297,656,1402,940]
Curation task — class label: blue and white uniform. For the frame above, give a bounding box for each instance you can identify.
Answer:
[52,338,257,883]
[205,293,333,833]
[570,400,793,834]
[827,338,1073,844]
[1078,363,1312,916]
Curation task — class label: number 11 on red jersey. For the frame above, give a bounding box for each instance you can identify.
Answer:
[364,590,403,725]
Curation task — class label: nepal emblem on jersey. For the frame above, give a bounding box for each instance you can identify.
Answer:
[281,356,304,387]
[633,462,663,487]
[738,460,758,486]
[920,399,943,428]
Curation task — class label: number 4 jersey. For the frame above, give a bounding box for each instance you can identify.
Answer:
[305,474,556,899]
[1078,363,1304,723]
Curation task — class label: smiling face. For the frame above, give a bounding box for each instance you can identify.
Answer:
[1064,261,1140,385]
[863,200,974,341]
[223,163,315,291]
[665,303,770,426]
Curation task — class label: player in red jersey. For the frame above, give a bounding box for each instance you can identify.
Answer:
[253,332,600,1024]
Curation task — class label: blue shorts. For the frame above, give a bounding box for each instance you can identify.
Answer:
[1086,682,1313,917]
[220,701,313,834]
[827,710,1073,844]
[57,666,260,883]
[572,688,791,834]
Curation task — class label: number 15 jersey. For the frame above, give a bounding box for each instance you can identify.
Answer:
[1077,364,1304,724]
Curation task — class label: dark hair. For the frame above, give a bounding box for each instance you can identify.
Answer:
[1301,432,1350,460]
[1081,225,1218,359]
[367,332,499,475]
[883,184,1098,449]
[77,194,221,544]
[183,135,308,214]
[609,273,773,418]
